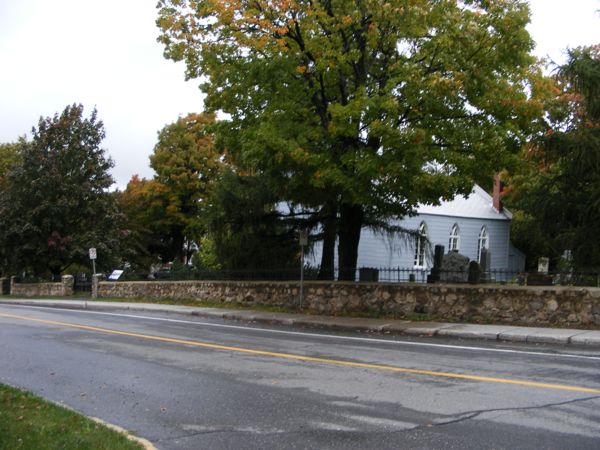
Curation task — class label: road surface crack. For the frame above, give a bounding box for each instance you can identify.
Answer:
[426,394,600,429]
[148,396,600,443]
[155,427,289,442]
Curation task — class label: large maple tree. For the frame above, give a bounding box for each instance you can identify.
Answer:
[157,0,546,279]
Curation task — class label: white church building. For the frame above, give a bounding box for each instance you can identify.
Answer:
[308,178,525,280]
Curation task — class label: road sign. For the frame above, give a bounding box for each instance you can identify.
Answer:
[89,248,97,260]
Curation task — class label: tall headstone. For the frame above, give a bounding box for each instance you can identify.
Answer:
[480,248,490,273]
[427,245,445,283]
[479,248,491,282]
[434,245,444,269]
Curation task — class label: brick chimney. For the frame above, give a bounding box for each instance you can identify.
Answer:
[492,173,504,212]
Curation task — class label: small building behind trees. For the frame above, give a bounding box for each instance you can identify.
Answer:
[309,182,525,277]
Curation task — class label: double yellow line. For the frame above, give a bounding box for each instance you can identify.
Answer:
[2,311,599,394]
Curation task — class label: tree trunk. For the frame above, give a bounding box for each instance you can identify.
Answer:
[318,204,337,280]
[337,204,363,281]
[49,265,62,281]
[169,226,186,263]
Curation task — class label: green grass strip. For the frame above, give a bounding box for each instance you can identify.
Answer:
[0,383,143,450]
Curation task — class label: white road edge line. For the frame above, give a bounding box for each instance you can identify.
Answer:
[3,304,600,362]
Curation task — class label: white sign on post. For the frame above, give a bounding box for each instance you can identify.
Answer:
[89,248,97,260]
[109,270,124,281]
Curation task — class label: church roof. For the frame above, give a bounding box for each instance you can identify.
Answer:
[416,185,512,221]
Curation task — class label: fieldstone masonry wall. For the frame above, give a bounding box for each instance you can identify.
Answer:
[98,280,600,328]
[0,278,10,295]
[10,275,74,297]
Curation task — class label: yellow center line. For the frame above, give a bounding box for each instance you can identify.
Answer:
[2,311,599,394]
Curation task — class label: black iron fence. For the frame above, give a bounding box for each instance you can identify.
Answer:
[360,267,599,286]
[6,267,599,287]
[113,266,600,287]
[4,267,599,287]
[119,267,317,282]
[73,273,92,293]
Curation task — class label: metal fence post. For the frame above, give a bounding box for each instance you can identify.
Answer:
[299,230,308,309]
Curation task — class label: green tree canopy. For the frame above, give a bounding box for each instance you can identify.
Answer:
[205,168,299,272]
[150,112,222,262]
[0,141,22,181]
[0,140,24,272]
[506,45,600,270]
[113,175,159,272]
[118,113,223,267]
[158,0,547,278]
[0,104,119,277]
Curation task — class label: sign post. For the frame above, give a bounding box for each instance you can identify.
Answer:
[89,247,97,276]
[298,230,308,309]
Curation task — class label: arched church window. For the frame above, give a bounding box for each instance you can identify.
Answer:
[414,222,428,268]
[449,223,460,252]
[477,226,489,263]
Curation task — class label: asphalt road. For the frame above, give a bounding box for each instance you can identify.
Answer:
[1,303,599,450]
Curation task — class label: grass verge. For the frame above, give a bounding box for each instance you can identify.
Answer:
[0,383,143,450]
[96,296,297,314]
[2,294,595,329]
[0,294,521,324]
[80,297,597,329]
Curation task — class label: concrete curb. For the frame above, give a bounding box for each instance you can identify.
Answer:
[2,298,600,347]
[88,415,156,450]
[36,395,157,450]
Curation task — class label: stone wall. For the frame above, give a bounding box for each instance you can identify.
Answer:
[98,280,600,328]
[10,275,74,297]
[0,277,10,295]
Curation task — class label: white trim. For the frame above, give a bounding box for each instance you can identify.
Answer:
[413,222,428,269]
[477,226,489,263]
[417,184,513,220]
[449,223,460,252]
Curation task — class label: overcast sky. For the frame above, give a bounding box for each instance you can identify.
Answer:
[0,0,598,189]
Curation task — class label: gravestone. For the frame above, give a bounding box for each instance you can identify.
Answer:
[527,273,553,286]
[439,251,470,283]
[434,245,444,269]
[537,257,550,274]
[468,261,481,284]
[427,245,445,283]
[359,267,379,282]
[528,256,553,285]
[479,248,494,282]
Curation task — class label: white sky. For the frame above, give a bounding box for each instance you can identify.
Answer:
[0,0,598,189]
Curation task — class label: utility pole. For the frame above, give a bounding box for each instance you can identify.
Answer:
[298,230,308,309]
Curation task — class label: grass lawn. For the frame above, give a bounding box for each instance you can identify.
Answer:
[0,383,143,450]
